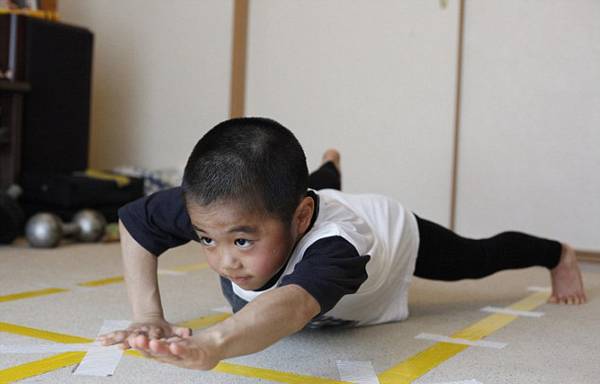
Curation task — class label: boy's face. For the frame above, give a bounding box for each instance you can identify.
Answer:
[186,200,298,291]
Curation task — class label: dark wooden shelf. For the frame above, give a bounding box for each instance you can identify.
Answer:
[0,81,31,93]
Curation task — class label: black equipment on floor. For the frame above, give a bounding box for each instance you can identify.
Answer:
[0,184,25,244]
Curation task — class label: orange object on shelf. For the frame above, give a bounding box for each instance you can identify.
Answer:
[0,0,58,21]
[0,9,58,20]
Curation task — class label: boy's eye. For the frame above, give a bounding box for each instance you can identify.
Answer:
[199,237,214,246]
[234,239,253,248]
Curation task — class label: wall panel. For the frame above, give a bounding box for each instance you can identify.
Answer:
[59,0,234,171]
[246,0,460,225]
[457,1,600,249]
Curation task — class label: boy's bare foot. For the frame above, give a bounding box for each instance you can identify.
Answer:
[322,149,341,173]
[549,243,587,304]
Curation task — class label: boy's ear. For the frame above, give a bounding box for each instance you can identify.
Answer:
[294,196,315,235]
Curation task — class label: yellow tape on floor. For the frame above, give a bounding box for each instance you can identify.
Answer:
[77,276,125,287]
[377,291,550,383]
[0,322,91,344]
[0,262,210,303]
[77,262,209,288]
[178,313,231,330]
[0,352,86,384]
[0,288,69,304]
[0,315,349,384]
[213,362,348,384]
[0,291,550,383]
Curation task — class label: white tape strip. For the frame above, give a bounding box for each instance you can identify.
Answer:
[336,360,380,384]
[415,333,507,349]
[73,320,130,377]
[528,286,551,293]
[0,344,112,354]
[481,306,544,318]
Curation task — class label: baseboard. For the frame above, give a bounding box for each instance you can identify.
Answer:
[577,250,600,263]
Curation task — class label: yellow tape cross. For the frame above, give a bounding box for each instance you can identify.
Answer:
[0,313,348,383]
[1,288,550,383]
[377,291,550,383]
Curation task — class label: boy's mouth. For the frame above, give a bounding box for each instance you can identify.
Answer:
[229,275,251,285]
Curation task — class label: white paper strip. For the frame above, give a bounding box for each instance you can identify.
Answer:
[415,333,507,349]
[481,306,544,318]
[336,360,380,384]
[0,344,120,354]
[528,286,551,293]
[73,320,130,377]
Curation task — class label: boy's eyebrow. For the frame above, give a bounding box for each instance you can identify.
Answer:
[227,225,258,234]
[191,224,258,234]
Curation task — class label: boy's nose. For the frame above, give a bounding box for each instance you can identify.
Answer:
[220,250,242,270]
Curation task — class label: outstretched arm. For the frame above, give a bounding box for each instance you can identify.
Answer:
[98,221,191,347]
[119,220,164,322]
[129,283,320,370]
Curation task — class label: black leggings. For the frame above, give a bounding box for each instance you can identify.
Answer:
[309,162,562,281]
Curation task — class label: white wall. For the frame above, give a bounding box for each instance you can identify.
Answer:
[57,1,600,250]
[58,0,234,171]
[456,1,600,249]
[245,0,460,225]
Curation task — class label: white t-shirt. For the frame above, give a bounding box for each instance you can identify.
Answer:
[231,189,420,326]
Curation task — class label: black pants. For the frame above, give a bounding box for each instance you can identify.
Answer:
[309,162,562,280]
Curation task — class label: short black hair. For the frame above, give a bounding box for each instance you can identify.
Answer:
[182,117,309,224]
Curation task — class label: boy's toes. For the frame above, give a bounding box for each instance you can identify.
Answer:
[322,149,341,168]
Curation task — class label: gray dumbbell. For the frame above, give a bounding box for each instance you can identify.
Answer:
[25,209,107,248]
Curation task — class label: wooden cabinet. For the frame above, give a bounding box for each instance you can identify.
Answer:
[0,80,29,189]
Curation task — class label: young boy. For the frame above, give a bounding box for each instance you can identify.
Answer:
[99,117,586,370]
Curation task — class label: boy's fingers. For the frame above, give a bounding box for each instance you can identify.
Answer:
[98,330,127,345]
[148,339,174,356]
[148,327,164,339]
[129,334,150,351]
[169,341,189,358]
[173,326,192,338]
[169,340,199,361]
[130,329,148,338]
[119,339,131,350]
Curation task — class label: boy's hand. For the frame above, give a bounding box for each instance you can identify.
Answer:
[128,333,221,371]
[97,319,192,350]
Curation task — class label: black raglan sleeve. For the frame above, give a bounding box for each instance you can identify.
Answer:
[117,186,198,256]
[279,236,371,315]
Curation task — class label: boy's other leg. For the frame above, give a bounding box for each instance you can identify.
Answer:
[308,149,341,191]
[412,215,586,304]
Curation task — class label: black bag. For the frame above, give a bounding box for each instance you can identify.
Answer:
[20,170,144,222]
